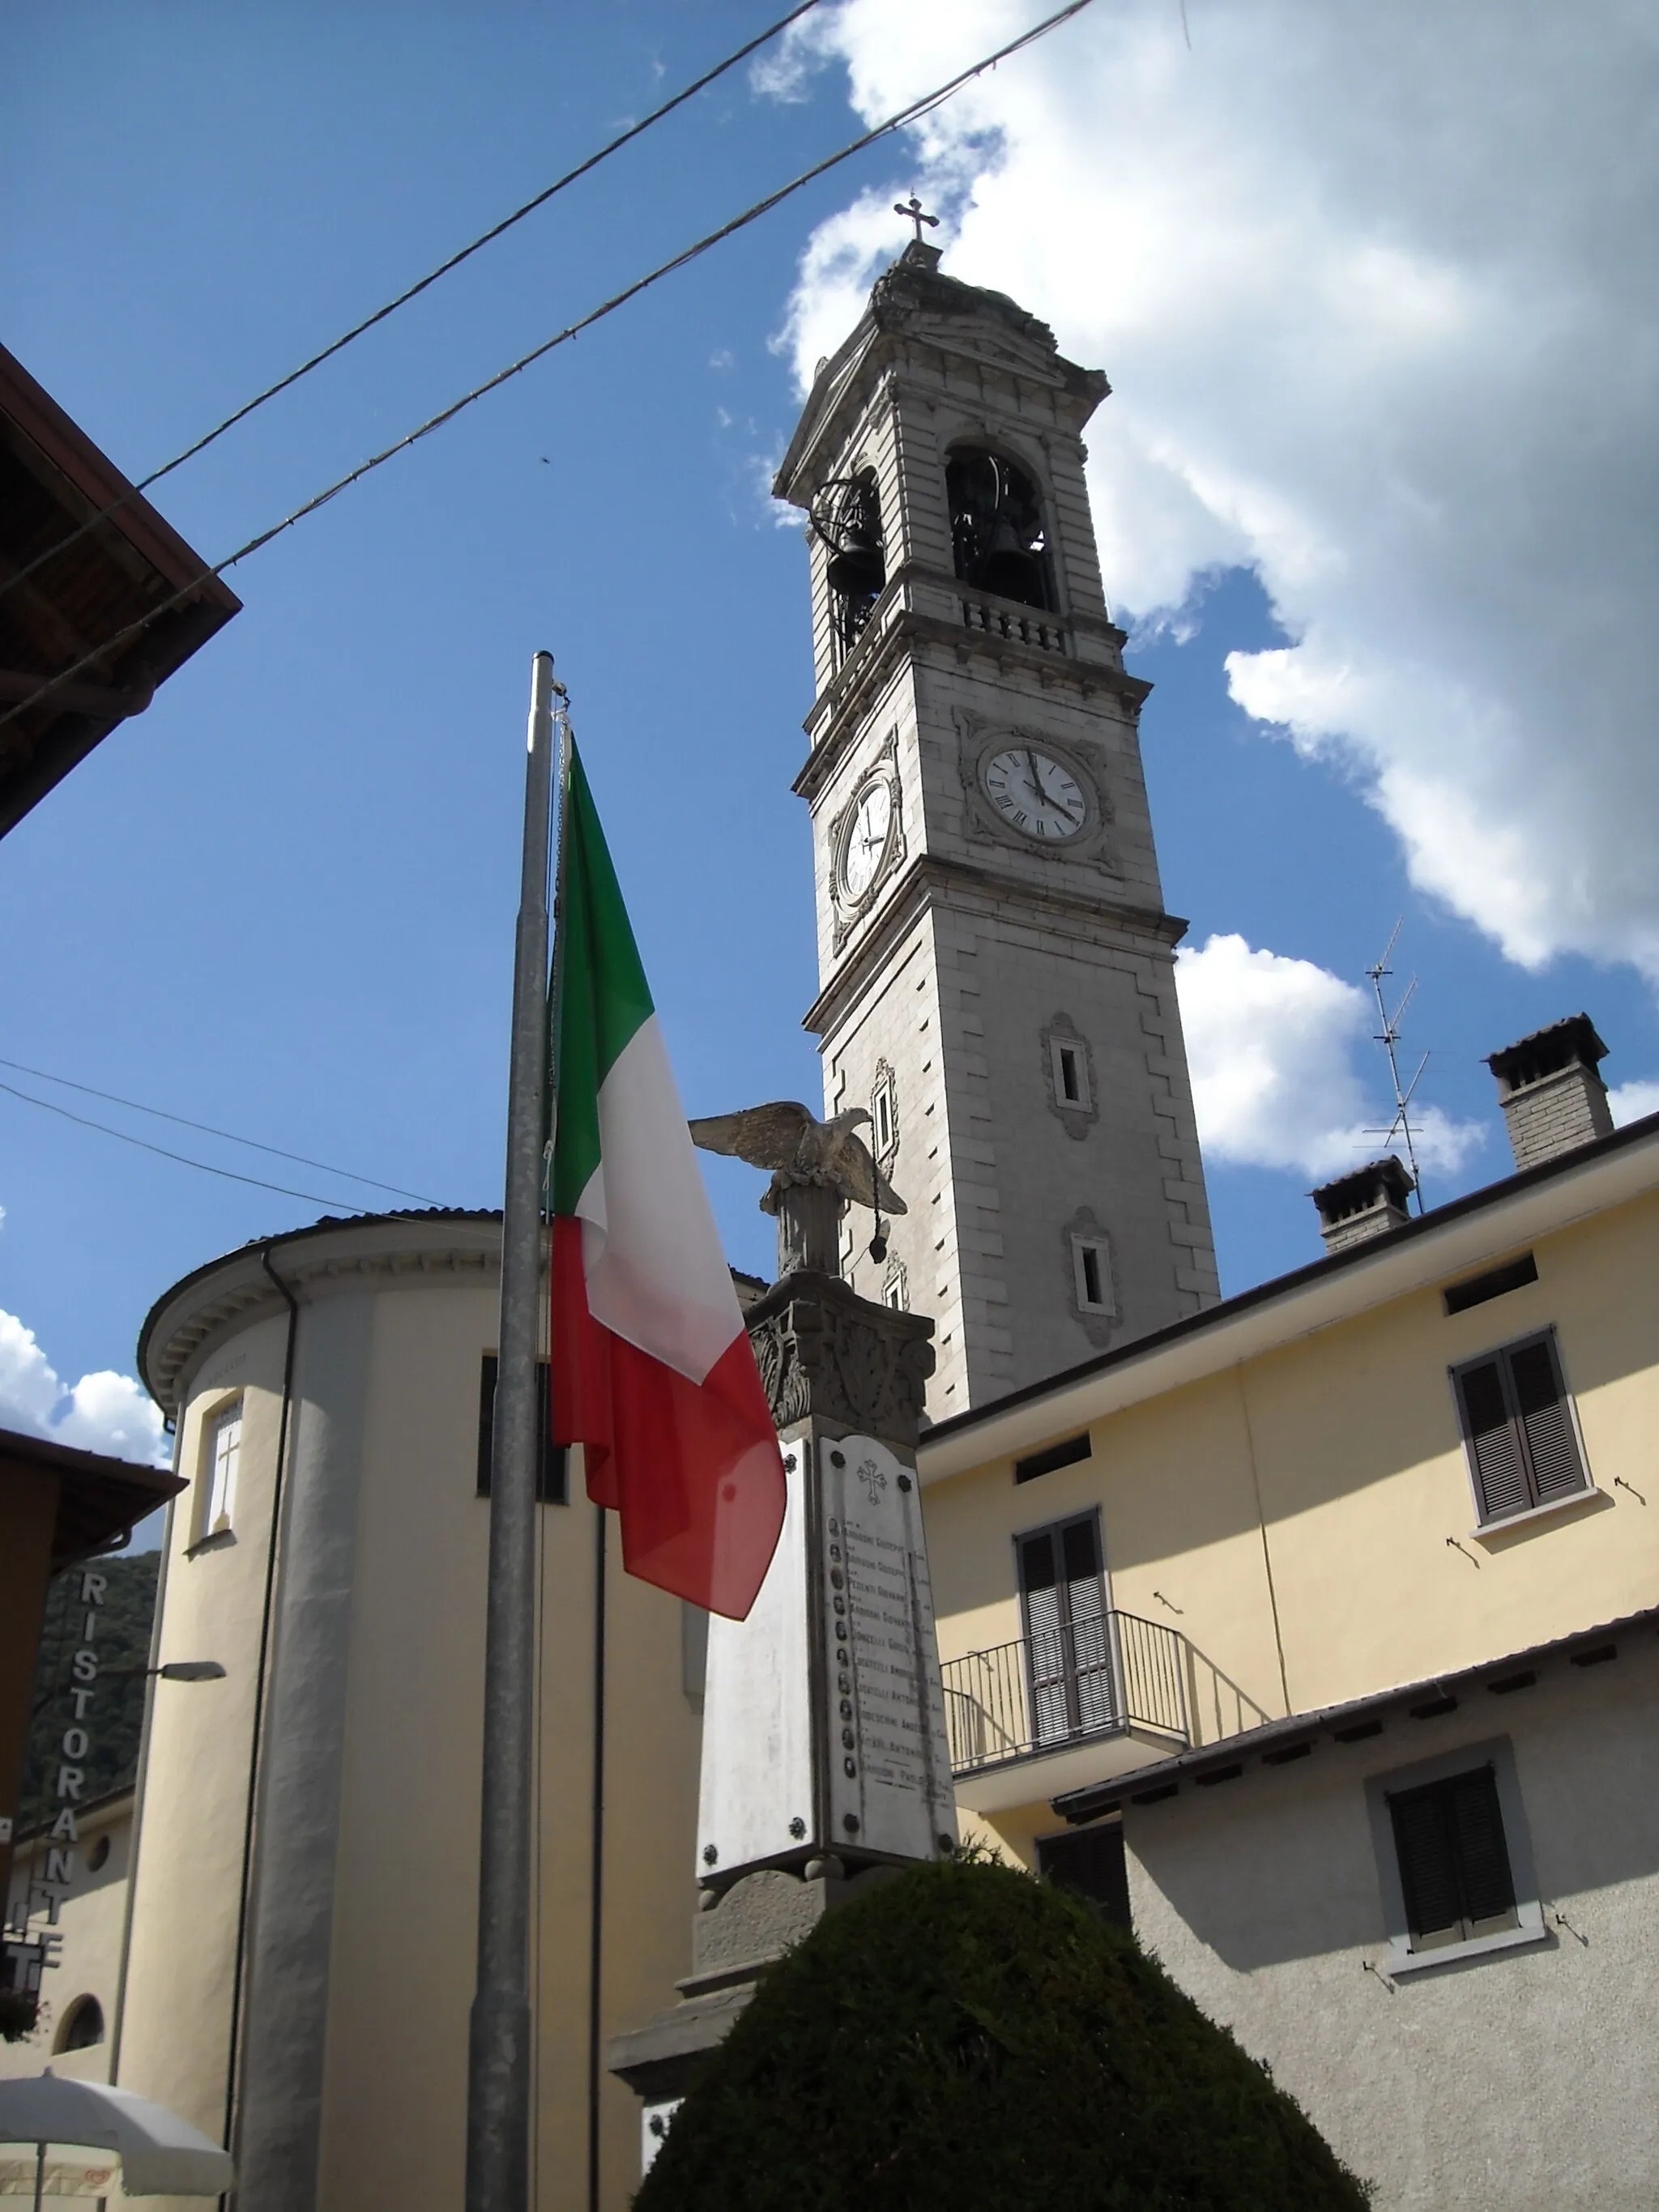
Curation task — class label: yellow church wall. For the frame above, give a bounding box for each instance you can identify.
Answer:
[116,1311,290,2157]
[119,1219,704,2212]
[317,1284,702,2212]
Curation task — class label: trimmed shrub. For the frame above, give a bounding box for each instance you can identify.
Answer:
[638,1856,1369,2212]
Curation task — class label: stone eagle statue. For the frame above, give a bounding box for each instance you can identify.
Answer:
[688,1102,906,1217]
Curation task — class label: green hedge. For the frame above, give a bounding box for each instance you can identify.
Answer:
[638,1856,1370,2212]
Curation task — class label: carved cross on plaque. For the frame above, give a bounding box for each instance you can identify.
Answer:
[893,195,940,245]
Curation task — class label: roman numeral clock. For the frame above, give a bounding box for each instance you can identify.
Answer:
[774,234,1220,1417]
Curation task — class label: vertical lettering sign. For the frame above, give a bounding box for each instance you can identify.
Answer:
[821,1435,957,1864]
[13,1570,108,1972]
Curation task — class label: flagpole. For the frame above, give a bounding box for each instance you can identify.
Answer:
[467,649,557,2212]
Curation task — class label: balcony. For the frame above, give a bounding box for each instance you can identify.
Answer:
[958,593,1070,654]
[941,1611,1190,1814]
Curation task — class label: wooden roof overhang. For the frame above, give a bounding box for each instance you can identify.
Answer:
[0,341,241,838]
[0,1424,183,1571]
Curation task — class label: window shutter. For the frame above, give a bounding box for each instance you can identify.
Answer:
[1038,1823,1132,1931]
[1060,1516,1115,1728]
[1508,1337,1585,1503]
[477,1354,566,1504]
[1019,1531,1069,1744]
[1390,1787,1465,1950]
[1456,1357,1530,1521]
[1445,1767,1518,1931]
[1390,1767,1519,1950]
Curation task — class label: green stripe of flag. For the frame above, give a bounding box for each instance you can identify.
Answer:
[549,741,654,1214]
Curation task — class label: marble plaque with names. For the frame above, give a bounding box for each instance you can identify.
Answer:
[821,1434,957,1864]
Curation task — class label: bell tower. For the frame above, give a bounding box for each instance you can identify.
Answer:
[774,237,1219,1418]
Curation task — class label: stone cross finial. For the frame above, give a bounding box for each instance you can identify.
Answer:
[893,196,940,245]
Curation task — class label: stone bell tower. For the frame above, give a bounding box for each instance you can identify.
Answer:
[774,236,1219,1418]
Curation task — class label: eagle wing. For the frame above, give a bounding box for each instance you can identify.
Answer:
[688,1101,815,1174]
[833,1130,909,1216]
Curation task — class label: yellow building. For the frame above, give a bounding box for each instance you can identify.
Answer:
[917,1020,1659,2210]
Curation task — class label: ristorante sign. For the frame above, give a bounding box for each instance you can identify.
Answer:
[1,1566,111,1993]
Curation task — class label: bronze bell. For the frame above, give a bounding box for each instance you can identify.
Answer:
[976,518,1045,606]
[826,526,885,600]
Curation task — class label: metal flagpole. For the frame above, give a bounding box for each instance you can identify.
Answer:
[466,650,557,2212]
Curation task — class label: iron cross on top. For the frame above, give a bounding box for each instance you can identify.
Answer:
[894,196,940,245]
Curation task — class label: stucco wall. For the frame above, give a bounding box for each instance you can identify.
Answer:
[118,1224,703,2212]
[1123,1640,1659,2210]
[117,1311,290,2159]
[923,1180,1659,1825]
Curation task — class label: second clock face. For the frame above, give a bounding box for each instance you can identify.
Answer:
[840,778,894,898]
[983,746,1088,842]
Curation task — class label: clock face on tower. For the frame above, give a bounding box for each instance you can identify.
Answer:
[983,745,1089,843]
[838,777,894,898]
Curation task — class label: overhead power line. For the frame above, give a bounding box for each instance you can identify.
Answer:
[0,1053,441,1204]
[0,0,1100,744]
[0,1076,378,1213]
[0,0,827,610]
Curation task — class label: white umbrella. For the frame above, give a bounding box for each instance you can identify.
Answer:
[0,2071,233,2206]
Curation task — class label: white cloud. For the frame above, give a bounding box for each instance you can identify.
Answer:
[0,1307,168,1466]
[1175,933,1483,1182]
[772,1,1659,978]
[1609,1079,1659,1128]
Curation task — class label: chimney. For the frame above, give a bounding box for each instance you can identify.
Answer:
[1311,1157,1417,1254]
[1486,1014,1613,1172]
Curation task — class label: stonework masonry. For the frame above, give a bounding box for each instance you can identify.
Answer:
[1500,1065,1614,1172]
[777,243,1218,1416]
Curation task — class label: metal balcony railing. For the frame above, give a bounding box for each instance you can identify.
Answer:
[940,1610,1188,1777]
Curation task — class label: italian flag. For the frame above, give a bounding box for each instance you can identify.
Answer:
[548,742,785,1622]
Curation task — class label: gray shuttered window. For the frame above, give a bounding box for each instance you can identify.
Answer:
[1388,1765,1519,1951]
[1038,1822,1132,1932]
[1452,1328,1588,1526]
[1018,1512,1117,1746]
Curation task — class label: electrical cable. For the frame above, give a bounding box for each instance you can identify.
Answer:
[0,0,827,611]
[0,1076,377,1213]
[0,1052,440,1204]
[0,0,1099,744]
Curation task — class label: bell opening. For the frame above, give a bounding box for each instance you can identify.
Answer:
[946,445,1055,614]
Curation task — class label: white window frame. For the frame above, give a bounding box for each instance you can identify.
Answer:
[201,1398,243,1537]
[1050,1035,1090,1112]
[871,1063,898,1161]
[1363,1737,1547,1976]
[1071,1234,1115,1316]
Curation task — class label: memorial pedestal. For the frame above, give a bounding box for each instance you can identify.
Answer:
[608,1268,948,2172]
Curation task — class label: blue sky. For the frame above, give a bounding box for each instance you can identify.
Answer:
[3,0,1656,1479]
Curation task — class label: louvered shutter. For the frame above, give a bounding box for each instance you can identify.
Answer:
[1390,1786,1465,1950]
[1390,1767,1518,1950]
[1446,1767,1518,1933]
[1456,1357,1531,1522]
[1060,1516,1118,1730]
[1019,1532,1070,1745]
[1508,1336,1586,1504]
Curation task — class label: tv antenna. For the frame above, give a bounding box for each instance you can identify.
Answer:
[1366,921,1429,1213]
